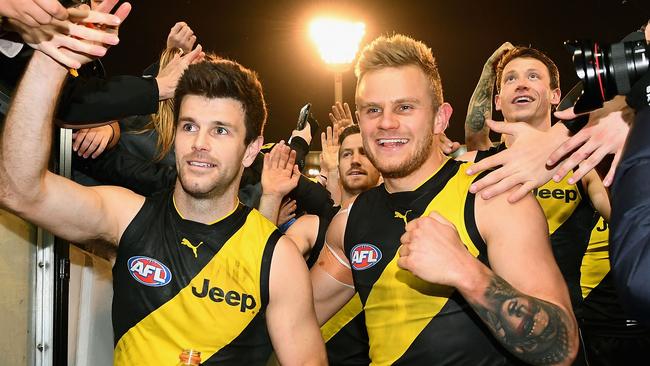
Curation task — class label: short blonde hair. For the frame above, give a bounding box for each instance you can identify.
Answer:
[355,34,444,111]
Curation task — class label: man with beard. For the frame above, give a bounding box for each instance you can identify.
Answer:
[310,34,578,365]
[261,124,381,365]
[0,40,326,366]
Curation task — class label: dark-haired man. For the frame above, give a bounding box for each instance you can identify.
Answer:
[460,46,650,366]
[261,124,381,365]
[0,40,325,366]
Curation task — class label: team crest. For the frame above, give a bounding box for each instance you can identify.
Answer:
[127,256,172,287]
[350,243,382,270]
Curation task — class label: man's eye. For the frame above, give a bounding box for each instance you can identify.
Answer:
[182,123,196,132]
[216,127,228,135]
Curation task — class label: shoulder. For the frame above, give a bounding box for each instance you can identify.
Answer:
[474,186,547,243]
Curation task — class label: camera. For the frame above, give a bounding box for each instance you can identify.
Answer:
[565,30,649,114]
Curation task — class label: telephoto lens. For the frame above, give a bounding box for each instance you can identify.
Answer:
[565,32,649,114]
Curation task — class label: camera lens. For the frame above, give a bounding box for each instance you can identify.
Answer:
[565,39,649,113]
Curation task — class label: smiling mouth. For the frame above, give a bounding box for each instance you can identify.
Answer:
[188,161,217,168]
[512,96,534,104]
[377,138,408,147]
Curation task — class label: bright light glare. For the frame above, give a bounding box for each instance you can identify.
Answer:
[310,18,365,65]
[307,168,320,177]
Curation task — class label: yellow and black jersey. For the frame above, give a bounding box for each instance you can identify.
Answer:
[321,294,370,366]
[578,217,649,334]
[477,143,598,309]
[112,190,280,366]
[344,159,524,365]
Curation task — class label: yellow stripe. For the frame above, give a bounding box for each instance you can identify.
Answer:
[114,211,276,365]
[580,217,610,299]
[365,163,480,365]
[321,293,363,342]
[535,174,582,234]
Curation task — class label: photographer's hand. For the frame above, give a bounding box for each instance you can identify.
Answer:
[549,96,633,187]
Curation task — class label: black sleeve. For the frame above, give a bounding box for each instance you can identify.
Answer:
[610,107,650,325]
[56,75,159,123]
[73,144,176,196]
[289,175,339,220]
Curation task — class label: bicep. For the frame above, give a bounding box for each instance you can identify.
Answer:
[267,237,326,364]
[310,213,354,324]
[478,192,572,310]
[285,215,318,258]
[24,172,143,245]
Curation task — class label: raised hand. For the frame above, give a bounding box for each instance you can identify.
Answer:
[166,21,197,54]
[6,1,129,68]
[465,119,566,202]
[262,141,301,198]
[549,96,633,187]
[156,44,204,100]
[319,125,340,175]
[72,122,117,159]
[328,102,355,135]
[0,0,67,27]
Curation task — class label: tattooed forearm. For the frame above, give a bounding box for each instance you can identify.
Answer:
[469,276,573,365]
[465,70,496,133]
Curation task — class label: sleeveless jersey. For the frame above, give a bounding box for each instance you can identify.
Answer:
[578,217,648,335]
[477,143,597,309]
[344,159,525,365]
[112,190,280,365]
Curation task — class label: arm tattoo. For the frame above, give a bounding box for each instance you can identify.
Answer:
[470,275,571,365]
[465,70,496,133]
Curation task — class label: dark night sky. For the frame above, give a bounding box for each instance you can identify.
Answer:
[104,0,650,149]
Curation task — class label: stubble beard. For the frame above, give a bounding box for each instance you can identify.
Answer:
[365,127,435,179]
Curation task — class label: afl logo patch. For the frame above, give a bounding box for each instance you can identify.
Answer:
[350,244,382,270]
[127,256,172,287]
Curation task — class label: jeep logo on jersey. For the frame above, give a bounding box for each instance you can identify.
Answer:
[192,278,257,313]
[350,243,382,270]
[127,256,172,287]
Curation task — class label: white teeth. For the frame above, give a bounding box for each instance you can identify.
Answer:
[514,96,533,103]
[378,138,408,145]
[189,162,214,168]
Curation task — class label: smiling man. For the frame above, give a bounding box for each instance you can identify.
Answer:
[0,48,326,365]
[310,34,579,365]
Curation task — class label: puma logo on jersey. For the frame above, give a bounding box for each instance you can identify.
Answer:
[394,210,412,227]
[180,238,203,258]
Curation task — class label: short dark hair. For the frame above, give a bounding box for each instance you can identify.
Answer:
[174,55,267,145]
[495,47,560,93]
[338,124,360,145]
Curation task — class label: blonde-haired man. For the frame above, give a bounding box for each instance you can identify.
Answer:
[310,34,579,366]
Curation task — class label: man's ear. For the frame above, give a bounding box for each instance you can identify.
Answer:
[550,87,561,106]
[434,102,453,134]
[243,136,263,168]
[495,93,502,111]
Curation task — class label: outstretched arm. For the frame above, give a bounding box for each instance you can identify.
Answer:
[465,42,513,151]
[398,190,578,365]
[0,5,142,246]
